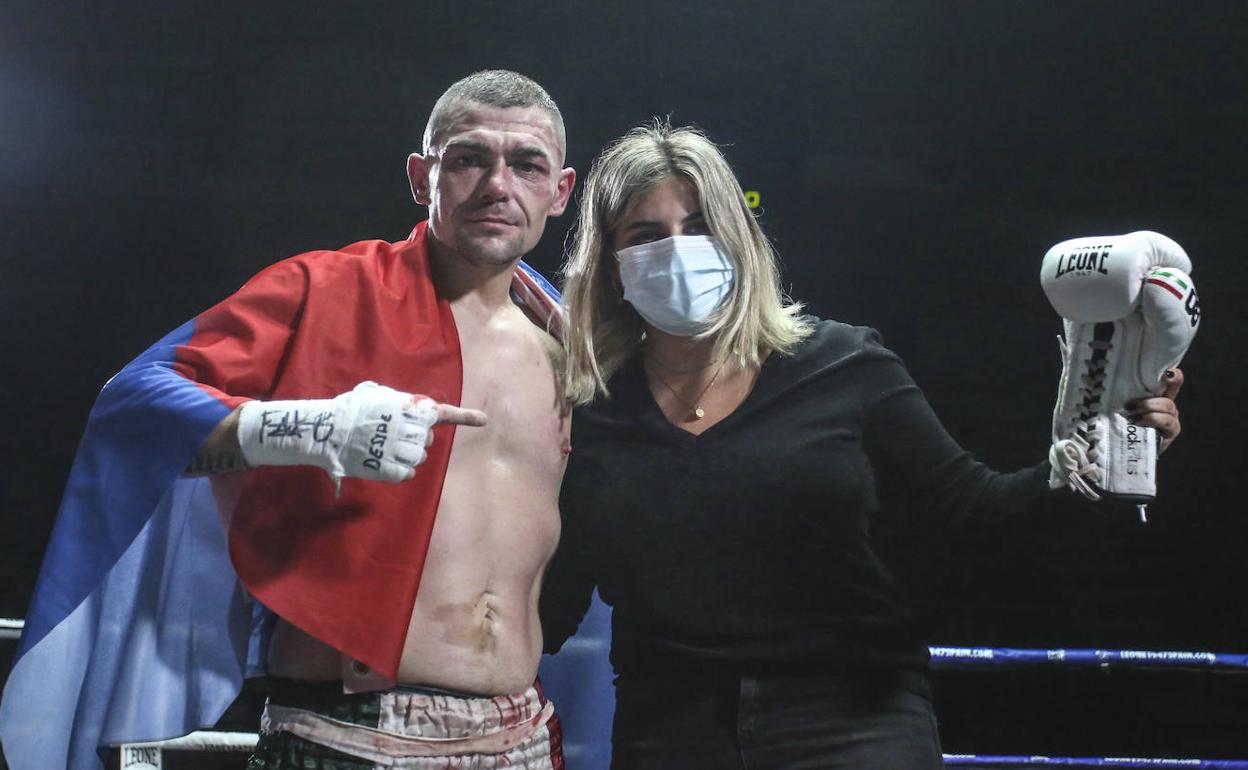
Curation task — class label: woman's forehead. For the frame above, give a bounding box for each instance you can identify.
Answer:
[619,177,699,220]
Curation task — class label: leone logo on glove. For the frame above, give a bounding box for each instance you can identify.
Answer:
[1051,244,1112,278]
[1040,231,1200,509]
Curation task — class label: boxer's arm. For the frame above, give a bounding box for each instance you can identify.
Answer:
[185,407,246,476]
[184,386,487,481]
[183,409,244,474]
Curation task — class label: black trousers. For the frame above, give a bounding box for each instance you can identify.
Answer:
[611,667,943,770]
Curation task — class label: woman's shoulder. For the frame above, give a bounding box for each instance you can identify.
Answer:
[750,316,901,397]
[787,316,895,364]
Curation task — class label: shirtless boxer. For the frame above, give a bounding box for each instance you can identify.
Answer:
[188,70,576,769]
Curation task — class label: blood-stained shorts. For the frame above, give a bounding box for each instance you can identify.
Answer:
[247,678,563,770]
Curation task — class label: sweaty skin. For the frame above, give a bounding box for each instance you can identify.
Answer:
[396,302,568,693]
[265,303,568,695]
[264,102,575,696]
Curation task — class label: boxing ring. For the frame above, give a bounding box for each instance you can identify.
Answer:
[4,609,1248,769]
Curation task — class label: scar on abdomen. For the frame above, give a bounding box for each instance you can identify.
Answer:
[431,593,501,654]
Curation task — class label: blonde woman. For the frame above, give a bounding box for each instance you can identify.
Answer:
[540,122,1183,769]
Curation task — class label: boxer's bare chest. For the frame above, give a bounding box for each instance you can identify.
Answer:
[390,302,567,692]
[444,302,569,498]
[267,300,570,691]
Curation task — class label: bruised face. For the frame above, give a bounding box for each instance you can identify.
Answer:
[408,104,575,267]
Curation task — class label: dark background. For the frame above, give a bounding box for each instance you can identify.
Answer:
[2,1,1246,766]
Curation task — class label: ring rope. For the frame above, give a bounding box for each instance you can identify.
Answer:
[943,756,1248,768]
[5,617,1246,765]
[7,619,1245,670]
[121,730,259,752]
[928,646,1248,669]
[0,618,22,640]
[110,733,1248,769]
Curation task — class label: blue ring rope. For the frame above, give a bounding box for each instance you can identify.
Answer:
[943,756,1248,768]
[928,647,1248,669]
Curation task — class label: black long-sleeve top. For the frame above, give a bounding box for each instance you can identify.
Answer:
[541,320,1050,677]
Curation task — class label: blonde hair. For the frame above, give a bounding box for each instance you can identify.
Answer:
[562,121,812,406]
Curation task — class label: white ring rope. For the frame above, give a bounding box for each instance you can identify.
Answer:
[0,617,22,640]
[121,730,259,752]
[109,731,1248,768]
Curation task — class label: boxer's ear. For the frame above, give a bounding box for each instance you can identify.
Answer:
[407,153,433,205]
[547,167,577,217]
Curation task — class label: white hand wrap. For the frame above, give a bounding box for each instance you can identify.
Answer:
[237,381,439,487]
[1040,231,1200,505]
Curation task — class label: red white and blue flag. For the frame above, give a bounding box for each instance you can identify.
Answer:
[0,222,563,769]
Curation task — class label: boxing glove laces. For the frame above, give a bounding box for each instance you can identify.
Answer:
[1040,231,1200,520]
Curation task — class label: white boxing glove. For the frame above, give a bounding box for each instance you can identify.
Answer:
[237,381,439,488]
[1040,231,1200,510]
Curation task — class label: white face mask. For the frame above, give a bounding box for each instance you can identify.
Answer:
[616,235,736,336]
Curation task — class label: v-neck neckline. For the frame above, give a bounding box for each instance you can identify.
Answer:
[627,352,778,444]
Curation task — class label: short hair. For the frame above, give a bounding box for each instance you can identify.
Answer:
[561,120,812,406]
[423,70,566,161]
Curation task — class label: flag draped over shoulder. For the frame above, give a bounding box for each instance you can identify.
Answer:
[0,222,564,770]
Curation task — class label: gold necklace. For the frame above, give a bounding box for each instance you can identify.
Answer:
[648,354,721,376]
[647,359,727,421]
